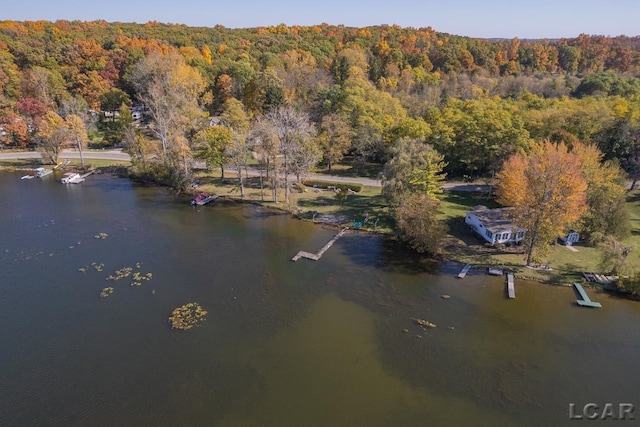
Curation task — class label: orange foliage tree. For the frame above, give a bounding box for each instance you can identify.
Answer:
[496,140,588,265]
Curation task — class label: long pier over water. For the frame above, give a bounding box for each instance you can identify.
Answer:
[292,227,349,261]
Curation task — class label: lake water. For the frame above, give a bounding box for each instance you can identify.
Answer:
[1,170,639,426]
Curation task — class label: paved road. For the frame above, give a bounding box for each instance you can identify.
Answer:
[0,149,495,191]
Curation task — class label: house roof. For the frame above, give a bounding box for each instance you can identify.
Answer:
[468,206,519,233]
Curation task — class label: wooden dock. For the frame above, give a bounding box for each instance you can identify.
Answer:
[507,273,515,298]
[574,283,602,308]
[457,264,471,278]
[292,227,348,262]
[488,268,503,276]
[80,170,95,179]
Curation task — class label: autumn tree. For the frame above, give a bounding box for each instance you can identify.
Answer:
[571,141,630,241]
[65,114,88,167]
[220,98,250,198]
[16,97,49,139]
[317,113,352,171]
[129,52,206,186]
[495,141,588,265]
[0,110,28,148]
[36,111,68,164]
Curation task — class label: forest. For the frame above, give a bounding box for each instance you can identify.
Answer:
[1,20,639,176]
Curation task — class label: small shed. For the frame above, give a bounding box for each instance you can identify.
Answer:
[559,230,580,246]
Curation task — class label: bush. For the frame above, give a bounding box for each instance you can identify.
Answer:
[301,179,362,193]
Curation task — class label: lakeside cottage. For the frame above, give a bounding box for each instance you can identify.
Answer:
[465,205,525,245]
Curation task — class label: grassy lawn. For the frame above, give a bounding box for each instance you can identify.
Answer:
[314,157,383,180]
[192,169,394,233]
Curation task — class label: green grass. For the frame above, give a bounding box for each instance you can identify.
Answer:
[314,157,383,180]
[439,191,501,221]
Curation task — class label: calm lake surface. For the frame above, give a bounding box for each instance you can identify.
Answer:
[1,170,639,426]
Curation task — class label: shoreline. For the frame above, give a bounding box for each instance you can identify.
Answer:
[2,163,636,299]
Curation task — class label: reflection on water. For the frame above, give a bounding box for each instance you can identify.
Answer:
[1,171,639,427]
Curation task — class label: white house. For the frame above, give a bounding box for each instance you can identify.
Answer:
[465,205,525,245]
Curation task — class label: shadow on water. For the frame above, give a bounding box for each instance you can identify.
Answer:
[338,231,439,275]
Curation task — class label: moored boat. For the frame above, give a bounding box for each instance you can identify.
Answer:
[191,192,218,206]
[35,167,53,178]
[61,173,85,184]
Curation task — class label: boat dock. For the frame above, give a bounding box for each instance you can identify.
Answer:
[292,227,348,262]
[80,170,95,179]
[574,283,602,308]
[53,159,70,170]
[457,264,471,278]
[488,268,503,276]
[507,273,515,298]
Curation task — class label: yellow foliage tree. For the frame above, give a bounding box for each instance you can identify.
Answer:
[496,140,588,265]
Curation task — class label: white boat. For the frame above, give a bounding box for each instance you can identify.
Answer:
[61,173,85,184]
[35,167,53,178]
[21,175,35,180]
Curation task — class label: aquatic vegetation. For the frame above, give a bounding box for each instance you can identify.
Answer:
[78,267,87,273]
[411,317,436,328]
[94,232,109,239]
[169,303,207,330]
[106,267,132,280]
[130,271,152,287]
[91,262,105,272]
[100,287,115,298]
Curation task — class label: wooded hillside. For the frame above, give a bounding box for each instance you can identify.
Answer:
[1,20,639,180]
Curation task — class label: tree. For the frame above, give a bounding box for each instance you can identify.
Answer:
[220,98,250,198]
[318,113,352,171]
[36,111,67,164]
[194,126,233,178]
[571,141,630,241]
[263,106,316,203]
[129,52,206,185]
[99,88,131,120]
[382,139,447,203]
[65,114,88,167]
[0,110,28,148]
[394,193,447,255]
[382,139,448,255]
[496,141,588,265]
